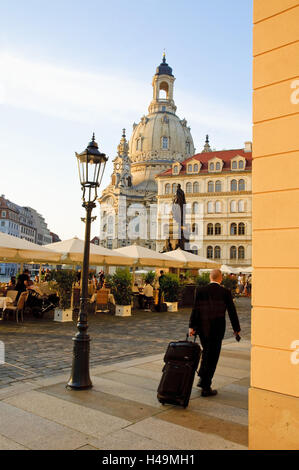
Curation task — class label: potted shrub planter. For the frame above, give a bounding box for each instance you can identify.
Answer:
[51,270,77,322]
[159,273,180,313]
[110,268,133,317]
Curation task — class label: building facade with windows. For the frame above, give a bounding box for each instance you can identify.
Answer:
[98,55,195,249]
[156,140,252,267]
[0,195,58,276]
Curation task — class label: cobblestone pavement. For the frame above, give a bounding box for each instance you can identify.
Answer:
[0,297,251,388]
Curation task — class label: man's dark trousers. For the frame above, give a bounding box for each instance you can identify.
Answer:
[197,320,224,389]
[189,283,240,389]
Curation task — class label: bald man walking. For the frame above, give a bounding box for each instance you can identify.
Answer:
[189,269,241,397]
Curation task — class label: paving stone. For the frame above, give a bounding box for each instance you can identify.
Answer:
[0,298,251,387]
[91,376,167,409]
[126,417,247,450]
[89,429,175,451]
[0,401,91,450]
[5,390,131,438]
[157,407,248,446]
[38,382,161,423]
[0,433,29,450]
[188,399,248,426]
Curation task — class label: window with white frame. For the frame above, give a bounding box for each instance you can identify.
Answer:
[186,182,192,193]
[207,201,214,213]
[238,200,245,212]
[230,200,237,212]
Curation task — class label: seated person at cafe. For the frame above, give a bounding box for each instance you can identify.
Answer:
[15,270,30,301]
[6,276,16,290]
[143,281,154,310]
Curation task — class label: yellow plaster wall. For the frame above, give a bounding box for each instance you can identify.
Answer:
[251,0,299,450]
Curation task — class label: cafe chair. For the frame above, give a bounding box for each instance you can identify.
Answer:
[5,291,28,323]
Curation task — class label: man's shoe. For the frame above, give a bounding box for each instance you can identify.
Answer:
[201,388,218,397]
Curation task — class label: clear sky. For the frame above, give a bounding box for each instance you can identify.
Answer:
[0,0,252,241]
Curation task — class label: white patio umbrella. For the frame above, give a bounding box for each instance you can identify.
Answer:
[220,264,239,274]
[44,237,135,266]
[0,232,61,264]
[115,244,183,268]
[236,266,253,273]
[163,248,221,269]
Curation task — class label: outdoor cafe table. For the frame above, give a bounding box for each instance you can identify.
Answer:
[0,296,13,319]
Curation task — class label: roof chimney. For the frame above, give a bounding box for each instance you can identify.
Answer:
[244,141,252,153]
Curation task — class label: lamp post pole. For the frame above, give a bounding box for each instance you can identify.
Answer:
[67,134,107,390]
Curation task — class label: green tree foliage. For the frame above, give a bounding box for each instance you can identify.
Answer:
[51,270,77,310]
[110,268,132,305]
[159,273,180,302]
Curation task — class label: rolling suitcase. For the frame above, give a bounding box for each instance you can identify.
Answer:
[157,334,201,408]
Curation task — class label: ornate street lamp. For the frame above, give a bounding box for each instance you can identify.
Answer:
[67,134,107,389]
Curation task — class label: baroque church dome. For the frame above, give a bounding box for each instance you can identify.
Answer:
[129,54,195,186]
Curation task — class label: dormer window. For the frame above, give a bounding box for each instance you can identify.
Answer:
[172,163,180,175]
[194,164,199,173]
[231,156,245,170]
[216,162,221,170]
[210,162,215,171]
[187,164,192,173]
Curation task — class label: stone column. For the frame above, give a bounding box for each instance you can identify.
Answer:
[251,0,299,450]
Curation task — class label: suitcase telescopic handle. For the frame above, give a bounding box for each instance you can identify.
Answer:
[186,333,197,342]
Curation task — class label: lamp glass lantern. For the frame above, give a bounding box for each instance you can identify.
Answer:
[76,133,108,203]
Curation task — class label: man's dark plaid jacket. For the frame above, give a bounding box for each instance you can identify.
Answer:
[189,282,241,338]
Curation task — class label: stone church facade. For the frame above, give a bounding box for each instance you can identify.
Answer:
[98,55,195,249]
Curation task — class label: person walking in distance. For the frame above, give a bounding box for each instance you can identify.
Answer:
[189,269,241,397]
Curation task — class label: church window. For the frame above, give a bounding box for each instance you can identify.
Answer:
[162,136,169,149]
[238,179,245,191]
[231,179,237,191]
[207,223,213,235]
[207,246,213,259]
[238,246,245,259]
[186,142,191,154]
[193,182,199,193]
[214,246,221,259]
[215,223,221,235]
[208,181,214,192]
[186,182,192,193]
[215,180,222,192]
[215,201,222,213]
[238,223,245,235]
[230,246,237,259]
[165,183,170,194]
